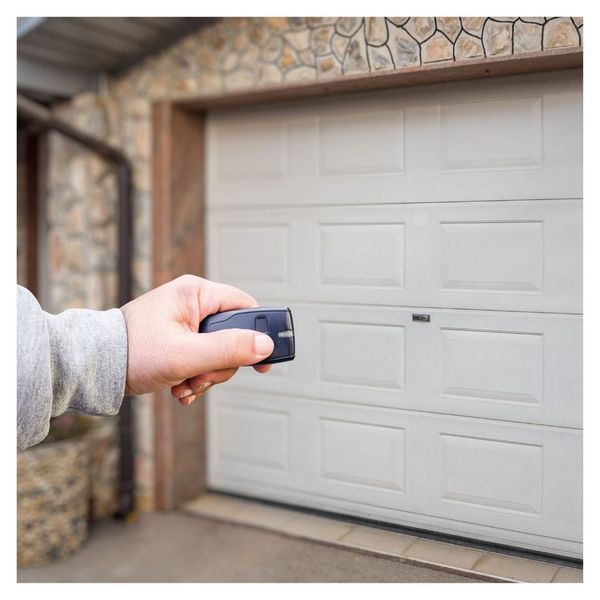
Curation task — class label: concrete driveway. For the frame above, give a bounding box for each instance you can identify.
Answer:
[18,511,478,583]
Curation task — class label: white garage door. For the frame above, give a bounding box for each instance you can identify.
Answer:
[205,69,583,558]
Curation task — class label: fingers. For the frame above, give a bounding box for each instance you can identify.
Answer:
[172,367,238,400]
[173,362,272,406]
[173,328,274,380]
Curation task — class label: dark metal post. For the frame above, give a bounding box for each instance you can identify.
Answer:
[115,161,135,519]
[17,94,136,518]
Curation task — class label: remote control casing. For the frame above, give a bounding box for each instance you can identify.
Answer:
[198,306,295,365]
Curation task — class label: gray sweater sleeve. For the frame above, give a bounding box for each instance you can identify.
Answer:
[17,285,128,450]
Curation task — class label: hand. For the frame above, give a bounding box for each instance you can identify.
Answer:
[119,274,274,405]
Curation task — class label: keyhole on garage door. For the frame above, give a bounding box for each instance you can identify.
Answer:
[412,313,431,322]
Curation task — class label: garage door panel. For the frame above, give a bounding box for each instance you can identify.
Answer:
[438,433,542,515]
[439,220,544,293]
[319,223,406,288]
[207,71,581,207]
[440,328,544,405]
[318,418,406,491]
[226,303,581,428]
[438,96,542,172]
[214,223,290,284]
[426,311,582,427]
[207,200,582,313]
[318,109,405,176]
[320,321,406,390]
[423,200,581,312]
[422,422,583,542]
[215,118,290,180]
[208,398,295,488]
[208,389,582,544]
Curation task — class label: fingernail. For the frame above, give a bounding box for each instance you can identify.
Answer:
[254,333,273,355]
[180,394,197,406]
[192,382,212,395]
[177,387,193,400]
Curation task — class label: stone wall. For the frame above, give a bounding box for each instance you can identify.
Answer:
[42,17,582,512]
[113,17,582,97]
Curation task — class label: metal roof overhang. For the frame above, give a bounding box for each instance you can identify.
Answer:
[17,17,213,101]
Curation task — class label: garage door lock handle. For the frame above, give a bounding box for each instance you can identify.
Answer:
[412,313,431,322]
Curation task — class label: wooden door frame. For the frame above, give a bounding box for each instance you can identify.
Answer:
[151,47,582,510]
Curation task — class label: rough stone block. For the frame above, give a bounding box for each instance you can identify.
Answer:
[483,20,513,56]
[404,17,436,42]
[514,20,542,53]
[387,25,421,66]
[455,32,484,59]
[422,32,454,63]
[366,17,388,46]
[437,17,462,41]
[543,17,579,48]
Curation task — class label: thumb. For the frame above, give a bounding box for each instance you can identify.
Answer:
[177,328,274,376]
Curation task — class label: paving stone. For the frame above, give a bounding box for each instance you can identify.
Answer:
[340,526,418,556]
[552,566,583,583]
[280,514,353,542]
[474,552,559,582]
[404,538,485,570]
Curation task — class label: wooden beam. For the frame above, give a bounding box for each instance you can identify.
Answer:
[176,47,583,112]
[152,101,206,510]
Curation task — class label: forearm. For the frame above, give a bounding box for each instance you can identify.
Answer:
[17,286,128,449]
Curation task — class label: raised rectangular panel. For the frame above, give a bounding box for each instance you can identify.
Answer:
[215,224,288,283]
[216,121,288,178]
[441,329,543,405]
[217,405,289,471]
[319,223,405,287]
[318,110,405,175]
[441,221,544,292]
[440,434,543,515]
[319,418,405,491]
[439,96,543,171]
[320,321,405,390]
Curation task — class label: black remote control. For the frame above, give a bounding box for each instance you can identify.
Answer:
[198,306,295,365]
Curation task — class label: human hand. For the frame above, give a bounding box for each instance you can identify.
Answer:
[119,275,274,405]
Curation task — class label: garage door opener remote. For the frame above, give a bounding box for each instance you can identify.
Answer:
[199,306,295,365]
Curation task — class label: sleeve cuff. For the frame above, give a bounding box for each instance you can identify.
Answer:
[46,306,128,417]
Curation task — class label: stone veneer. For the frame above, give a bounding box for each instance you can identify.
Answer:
[34,17,582,513]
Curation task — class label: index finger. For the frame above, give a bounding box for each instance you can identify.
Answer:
[201,280,258,320]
